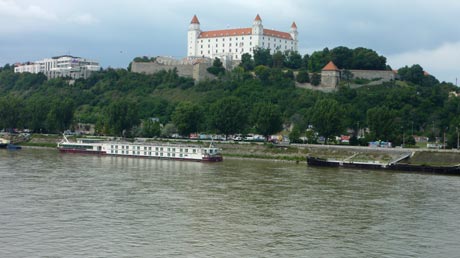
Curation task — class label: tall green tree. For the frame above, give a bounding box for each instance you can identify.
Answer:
[253,48,272,67]
[367,107,401,141]
[172,102,203,136]
[207,57,225,76]
[310,99,344,144]
[209,97,247,138]
[284,51,303,69]
[240,53,254,71]
[251,103,283,139]
[105,100,140,136]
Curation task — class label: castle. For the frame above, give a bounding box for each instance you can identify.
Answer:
[187,14,298,61]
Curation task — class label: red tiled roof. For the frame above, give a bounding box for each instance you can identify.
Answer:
[254,14,262,21]
[198,28,293,40]
[190,15,200,24]
[291,22,297,29]
[199,28,253,38]
[322,61,339,71]
[424,71,430,76]
[263,28,293,40]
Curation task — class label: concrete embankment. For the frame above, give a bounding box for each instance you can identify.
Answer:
[218,142,460,166]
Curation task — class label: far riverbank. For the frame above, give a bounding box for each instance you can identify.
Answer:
[11,134,460,166]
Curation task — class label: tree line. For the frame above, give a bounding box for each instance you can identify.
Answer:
[0,47,459,147]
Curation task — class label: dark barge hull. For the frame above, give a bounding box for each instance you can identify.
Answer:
[307,156,460,175]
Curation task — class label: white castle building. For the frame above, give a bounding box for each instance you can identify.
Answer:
[187,14,298,61]
[14,55,100,79]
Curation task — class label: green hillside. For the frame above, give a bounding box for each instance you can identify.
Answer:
[0,47,458,147]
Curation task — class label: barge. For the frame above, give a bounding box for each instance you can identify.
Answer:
[307,156,460,175]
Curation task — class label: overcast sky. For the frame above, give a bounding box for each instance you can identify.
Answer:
[0,0,459,83]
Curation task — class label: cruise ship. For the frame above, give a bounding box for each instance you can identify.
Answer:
[57,136,223,162]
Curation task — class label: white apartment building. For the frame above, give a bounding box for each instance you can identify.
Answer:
[187,14,298,61]
[14,55,100,79]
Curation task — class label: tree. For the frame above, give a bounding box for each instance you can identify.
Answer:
[240,53,254,71]
[253,48,272,67]
[311,73,321,86]
[272,51,285,68]
[0,96,23,130]
[367,107,400,141]
[254,65,271,83]
[207,57,225,76]
[284,51,303,69]
[398,64,424,85]
[330,46,353,69]
[172,102,203,136]
[141,119,161,138]
[351,47,386,70]
[310,99,344,144]
[209,97,247,139]
[296,69,310,83]
[308,47,330,72]
[251,103,283,139]
[289,125,302,143]
[105,100,140,136]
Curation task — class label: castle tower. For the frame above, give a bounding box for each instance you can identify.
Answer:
[321,61,340,88]
[252,14,263,35]
[187,15,201,57]
[290,22,298,41]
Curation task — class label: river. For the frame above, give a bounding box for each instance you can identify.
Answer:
[1,148,460,257]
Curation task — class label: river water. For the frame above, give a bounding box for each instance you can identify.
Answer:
[1,148,460,257]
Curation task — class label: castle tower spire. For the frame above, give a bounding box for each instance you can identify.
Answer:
[190,15,200,24]
[252,14,263,35]
[290,21,298,41]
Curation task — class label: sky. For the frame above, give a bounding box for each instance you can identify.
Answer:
[0,0,459,84]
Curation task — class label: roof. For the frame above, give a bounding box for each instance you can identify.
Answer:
[254,14,262,22]
[291,22,297,29]
[199,28,253,38]
[263,29,293,40]
[198,28,293,40]
[322,61,339,71]
[190,15,200,24]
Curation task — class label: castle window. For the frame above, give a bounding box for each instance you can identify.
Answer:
[229,43,232,47]
[230,38,232,41]
[222,44,225,47]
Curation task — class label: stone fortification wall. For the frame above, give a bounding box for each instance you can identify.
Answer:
[131,57,214,82]
[319,69,397,89]
[350,70,396,81]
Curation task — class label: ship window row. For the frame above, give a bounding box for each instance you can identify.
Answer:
[109,146,196,153]
[110,150,184,157]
